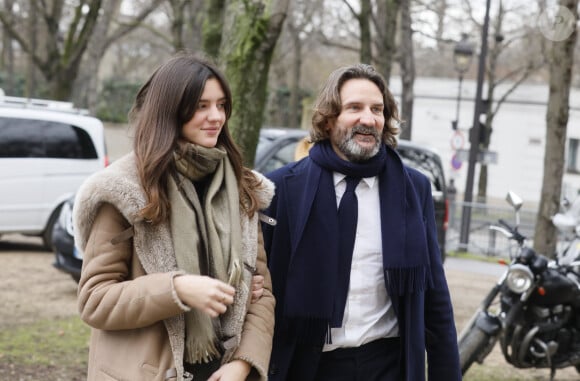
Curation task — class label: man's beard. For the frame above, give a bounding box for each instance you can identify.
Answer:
[336,125,381,162]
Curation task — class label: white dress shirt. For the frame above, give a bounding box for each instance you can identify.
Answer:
[322,173,399,352]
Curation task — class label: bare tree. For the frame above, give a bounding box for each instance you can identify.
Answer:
[414,0,449,50]
[0,0,15,94]
[373,0,401,84]
[314,1,364,63]
[341,0,372,63]
[0,0,164,103]
[24,0,36,97]
[533,0,578,257]
[78,0,164,111]
[398,0,415,140]
[203,0,226,59]
[281,0,323,129]
[219,0,290,165]
[0,0,104,100]
[166,0,189,51]
[474,2,547,203]
[411,0,459,78]
[184,1,205,52]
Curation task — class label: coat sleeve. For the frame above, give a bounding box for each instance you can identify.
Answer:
[77,203,186,330]
[419,179,462,380]
[232,223,275,381]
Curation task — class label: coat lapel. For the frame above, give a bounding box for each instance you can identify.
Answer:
[283,160,321,255]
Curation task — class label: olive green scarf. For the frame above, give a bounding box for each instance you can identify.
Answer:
[169,143,244,364]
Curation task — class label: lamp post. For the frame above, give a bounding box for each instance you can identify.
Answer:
[459,0,492,251]
[451,33,474,130]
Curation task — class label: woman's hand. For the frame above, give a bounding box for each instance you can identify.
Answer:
[174,275,235,317]
[250,274,264,303]
[207,360,251,381]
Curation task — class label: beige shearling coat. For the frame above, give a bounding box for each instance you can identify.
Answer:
[74,153,275,381]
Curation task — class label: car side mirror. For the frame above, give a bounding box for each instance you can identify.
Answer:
[506,191,523,211]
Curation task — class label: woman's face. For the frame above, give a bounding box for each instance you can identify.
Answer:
[181,78,227,147]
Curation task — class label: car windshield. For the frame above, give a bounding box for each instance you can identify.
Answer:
[397,147,445,195]
[256,135,272,160]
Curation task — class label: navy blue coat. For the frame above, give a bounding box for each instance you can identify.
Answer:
[261,147,461,381]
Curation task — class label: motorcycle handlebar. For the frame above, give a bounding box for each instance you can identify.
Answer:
[497,219,526,243]
[498,219,512,231]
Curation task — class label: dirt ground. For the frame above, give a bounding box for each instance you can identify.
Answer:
[0,235,579,380]
[0,238,78,329]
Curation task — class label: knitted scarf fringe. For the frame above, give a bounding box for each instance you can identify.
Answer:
[384,265,433,297]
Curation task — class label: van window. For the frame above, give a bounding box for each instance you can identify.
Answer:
[0,118,98,159]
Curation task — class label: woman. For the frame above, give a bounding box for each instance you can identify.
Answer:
[73,54,275,381]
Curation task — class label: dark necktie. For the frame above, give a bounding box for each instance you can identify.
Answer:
[332,176,361,327]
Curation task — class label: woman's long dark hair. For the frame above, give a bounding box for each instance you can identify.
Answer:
[130,53,261,224]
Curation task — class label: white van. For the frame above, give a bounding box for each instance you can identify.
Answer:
[0,95,107,249]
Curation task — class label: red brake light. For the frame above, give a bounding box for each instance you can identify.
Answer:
[537,287,546,296]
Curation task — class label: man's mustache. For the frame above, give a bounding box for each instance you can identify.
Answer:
[349,125,380,140]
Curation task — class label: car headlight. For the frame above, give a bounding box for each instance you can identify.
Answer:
[506,263,534,294]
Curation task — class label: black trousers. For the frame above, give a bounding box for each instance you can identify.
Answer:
[314,337,401,381]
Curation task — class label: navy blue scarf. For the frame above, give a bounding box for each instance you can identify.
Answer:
[309,140,387,178]
[282,140,432,343]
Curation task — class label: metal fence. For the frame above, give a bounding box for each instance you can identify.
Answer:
[446,200,538,258]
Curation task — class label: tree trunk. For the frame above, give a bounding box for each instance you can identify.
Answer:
[79,0,122,111]
[477,3,503,204]
[533,0,578,257]
[3,0,15,95]
[2,31,15,94]
[203,0,226,59]
[435,0,447,52]
[76,0,163,109]
[185,1,204,51]
[169,0,190,52]
[359,0,372,64]
[477,2,546,204]
[289,27,302,129]
[374,0,400,85]
[219,0,289,165]
[398,0,414,140]
[0,0,162,102]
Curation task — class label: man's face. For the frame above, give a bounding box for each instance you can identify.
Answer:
[327,78,385,162]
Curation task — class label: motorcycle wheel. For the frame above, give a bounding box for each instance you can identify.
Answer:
[459,326,490,375]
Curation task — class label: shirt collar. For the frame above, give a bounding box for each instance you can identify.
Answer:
[333,172,376,189]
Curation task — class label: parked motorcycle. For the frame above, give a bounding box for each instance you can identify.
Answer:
[458,191,580,380]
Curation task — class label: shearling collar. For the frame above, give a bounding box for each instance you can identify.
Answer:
[73,152,275,253]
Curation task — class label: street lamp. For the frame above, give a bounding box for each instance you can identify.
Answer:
[451,33,474,130]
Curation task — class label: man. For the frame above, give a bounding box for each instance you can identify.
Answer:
[261,63,460,381]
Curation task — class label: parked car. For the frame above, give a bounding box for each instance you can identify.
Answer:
[0,94,107,250]
[53,127,448,282]
[52,195,80,282]
[254,127,448,260]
